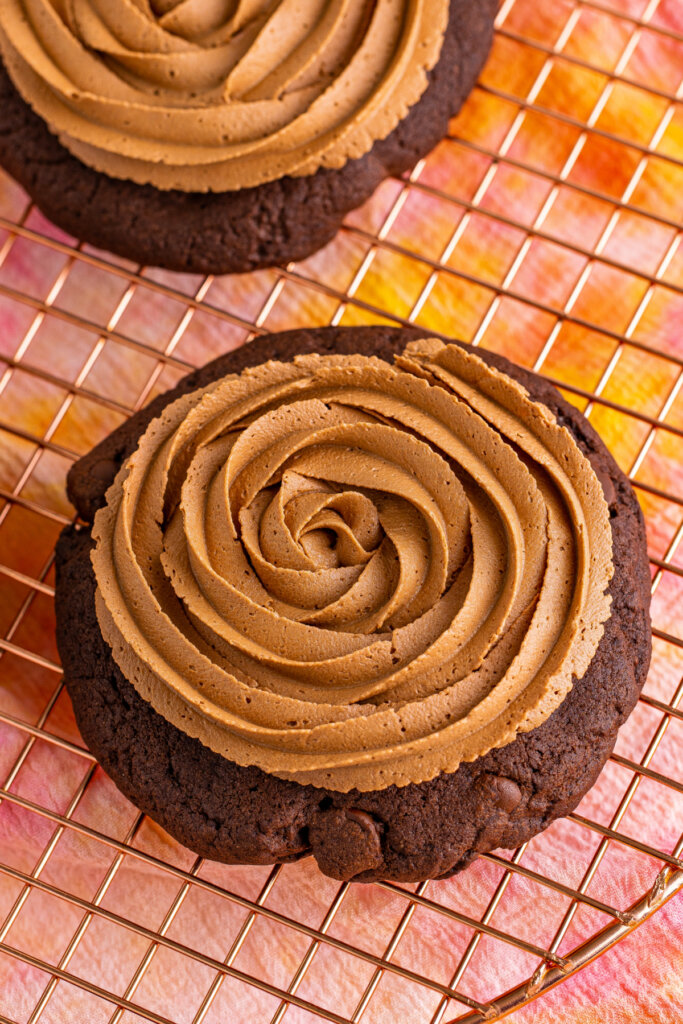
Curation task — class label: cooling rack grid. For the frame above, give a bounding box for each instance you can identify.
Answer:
[0,1,681,1021]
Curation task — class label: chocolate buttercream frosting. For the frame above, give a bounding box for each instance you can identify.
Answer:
[91,340,614,792]
[0,0,448,191]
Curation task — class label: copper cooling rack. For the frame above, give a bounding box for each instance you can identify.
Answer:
[0,1,682,1021]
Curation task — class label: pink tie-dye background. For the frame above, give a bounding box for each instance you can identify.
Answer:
[0,1,681,1022]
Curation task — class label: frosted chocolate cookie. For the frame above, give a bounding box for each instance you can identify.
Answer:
[0,1,496,274]
[55,326,651,882]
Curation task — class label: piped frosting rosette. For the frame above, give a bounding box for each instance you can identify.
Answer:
[0,0,448,191]
[91,341,614,792]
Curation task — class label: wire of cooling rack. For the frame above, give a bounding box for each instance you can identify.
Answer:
[0,1,681,1022]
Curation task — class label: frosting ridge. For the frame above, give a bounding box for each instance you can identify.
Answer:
[0,0,449,191]
[91,341,614,792]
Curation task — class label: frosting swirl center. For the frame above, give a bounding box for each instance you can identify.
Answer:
[91,342,614,791]
[0,0,449,191]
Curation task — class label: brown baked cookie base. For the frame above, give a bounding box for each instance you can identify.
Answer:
[0,0,496,276]
[55,326,652,883]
